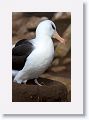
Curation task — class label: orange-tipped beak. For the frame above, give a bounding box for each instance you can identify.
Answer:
[53,31,65,44]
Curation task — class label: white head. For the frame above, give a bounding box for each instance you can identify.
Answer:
[36,20,65,44]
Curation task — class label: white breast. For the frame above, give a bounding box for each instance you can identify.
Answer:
[20,38,54,80]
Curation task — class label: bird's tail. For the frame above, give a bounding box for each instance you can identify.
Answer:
[12,70,19,77]
[12,44,15,49]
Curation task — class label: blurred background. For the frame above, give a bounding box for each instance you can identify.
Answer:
[12,12,71,101]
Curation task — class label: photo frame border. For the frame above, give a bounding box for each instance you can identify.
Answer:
[0,0,83,114]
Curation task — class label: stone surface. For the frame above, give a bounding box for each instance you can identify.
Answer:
[67,90,71,102]
[12,32,35,45]
[12,13,28,35]
[40,74,71,93]
[26,16,48,30]
[52,58,60,66]
[52,12,71,21]
[55,25,71,57]
[12,78,68,102]
[51,66,66,72]
[63,57,71,65]
[12,12,23,21]
[23,12,55,19]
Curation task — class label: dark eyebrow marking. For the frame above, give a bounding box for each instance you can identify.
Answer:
[51,24,55,30]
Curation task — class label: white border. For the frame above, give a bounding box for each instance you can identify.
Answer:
[0,0,83,114]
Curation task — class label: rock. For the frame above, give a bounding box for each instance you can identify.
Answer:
[52,12,62,20]
[12,35,27,44]
[53,41,58,48]
[67,90,71,102]
[26,16,48,30]
[12,12,23,21]
[63,57,71,65]
[52,12,71,21]
[17,25,28,35]
[24,32,35,39]
[51,66,66,72]
[12,78,68,102]
[40,74,71,94]
[52,58,60,66]
[12,17,28,35]
[23,12,54,19]
[55,25,71,57]
[12,32,35,45]
[40,74,71,102]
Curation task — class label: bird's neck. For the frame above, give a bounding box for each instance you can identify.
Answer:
[33,35,53,47]
[36,33,52,41]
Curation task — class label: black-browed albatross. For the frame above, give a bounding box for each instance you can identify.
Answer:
[12,20,65,85]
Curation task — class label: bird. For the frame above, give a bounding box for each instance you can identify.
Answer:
[12,20,65,85]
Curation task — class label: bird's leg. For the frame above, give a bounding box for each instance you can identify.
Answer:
[34,79,42,86]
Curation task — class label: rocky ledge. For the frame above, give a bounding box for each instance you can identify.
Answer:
[12,78,68,102]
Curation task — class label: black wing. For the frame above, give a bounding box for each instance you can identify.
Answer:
[12,39,34,70]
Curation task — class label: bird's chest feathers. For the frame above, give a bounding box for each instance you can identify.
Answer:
[38,43,54,65]
[27,39,54,69]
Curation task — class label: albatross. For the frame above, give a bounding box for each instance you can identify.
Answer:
[12,20,65,85]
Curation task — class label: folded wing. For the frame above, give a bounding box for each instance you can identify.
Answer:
[12,39,34,70]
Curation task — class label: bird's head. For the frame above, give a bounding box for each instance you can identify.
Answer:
[36,20,65,44]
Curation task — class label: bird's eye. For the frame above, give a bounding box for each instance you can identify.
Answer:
[52,24,55,30]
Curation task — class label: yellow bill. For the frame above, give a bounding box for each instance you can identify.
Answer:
[53,31,65,44]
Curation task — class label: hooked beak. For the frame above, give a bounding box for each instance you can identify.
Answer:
[53,31,65,44]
